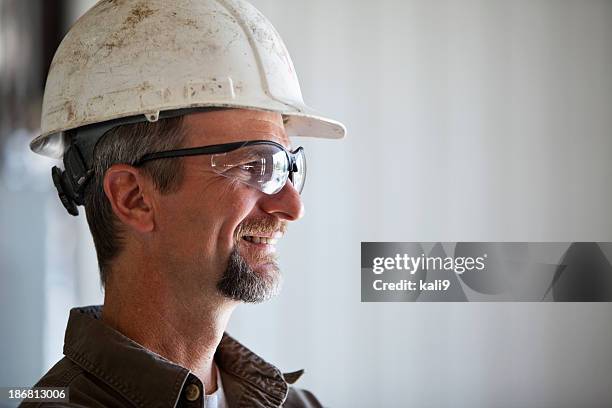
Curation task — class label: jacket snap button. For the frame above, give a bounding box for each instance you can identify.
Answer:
[184,383,200,401]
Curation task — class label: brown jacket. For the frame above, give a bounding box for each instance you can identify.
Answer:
[20,306,322,408]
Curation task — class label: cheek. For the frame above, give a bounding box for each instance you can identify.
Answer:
[215,190,258,249]
[154,188,219,258]
[183,181,259,251]
[158,174,259,257]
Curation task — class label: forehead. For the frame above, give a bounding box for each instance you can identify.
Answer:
[182,108,291,148]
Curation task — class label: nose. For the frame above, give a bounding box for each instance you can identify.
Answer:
[258,180,304,221]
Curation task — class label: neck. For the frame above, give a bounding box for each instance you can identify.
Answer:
[101,257,236,394]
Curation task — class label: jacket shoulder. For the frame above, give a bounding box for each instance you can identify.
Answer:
[283,386,324,408]
[19,357,133,408]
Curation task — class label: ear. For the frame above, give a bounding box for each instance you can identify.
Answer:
[103,164,155,233]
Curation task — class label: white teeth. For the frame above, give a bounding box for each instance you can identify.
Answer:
[243,236,278,245]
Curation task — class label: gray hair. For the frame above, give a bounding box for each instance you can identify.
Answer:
[83,117,186,287]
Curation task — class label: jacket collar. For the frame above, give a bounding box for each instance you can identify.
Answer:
[63,305,297,408]
[216,334,288,407]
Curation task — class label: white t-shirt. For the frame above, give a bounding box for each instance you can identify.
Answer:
[204,364,228,408]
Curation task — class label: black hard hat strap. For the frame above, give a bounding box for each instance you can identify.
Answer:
[51,107,220,216]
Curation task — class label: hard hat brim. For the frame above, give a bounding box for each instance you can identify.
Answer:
[282,105,346,140]
[30,104,346,159]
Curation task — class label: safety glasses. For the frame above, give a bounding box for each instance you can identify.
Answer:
[135,140,306,195]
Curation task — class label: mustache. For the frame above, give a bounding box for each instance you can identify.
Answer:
[234,217,287,241]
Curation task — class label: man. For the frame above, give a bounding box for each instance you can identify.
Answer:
[24,0,345,407]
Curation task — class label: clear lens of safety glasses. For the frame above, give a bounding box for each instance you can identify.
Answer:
[210,142,306,195]
[289,147,306,194]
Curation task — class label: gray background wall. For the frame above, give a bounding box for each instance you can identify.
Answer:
[1,1,611,407]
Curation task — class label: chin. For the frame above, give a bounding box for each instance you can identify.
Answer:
[216,247,283,303]
[251,261,280,277]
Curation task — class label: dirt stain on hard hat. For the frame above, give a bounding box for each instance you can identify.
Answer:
[183,17,198,29]
[137,81,153,92]
[103,2,157,51]
[64,101,76,122]
[124,3,156,29]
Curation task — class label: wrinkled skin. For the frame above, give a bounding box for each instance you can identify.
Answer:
[101,109,304,393]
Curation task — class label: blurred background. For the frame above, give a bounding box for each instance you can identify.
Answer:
[1,0,612,407]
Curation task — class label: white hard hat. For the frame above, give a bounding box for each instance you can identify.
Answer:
[31,0,346,159]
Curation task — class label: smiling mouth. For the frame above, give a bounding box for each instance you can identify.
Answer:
[234,217,287,249]
[243,236,278,245]
[240,234,282,263]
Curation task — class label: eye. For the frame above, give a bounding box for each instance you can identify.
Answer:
[240,160,262,172]
[223,158,266,181]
